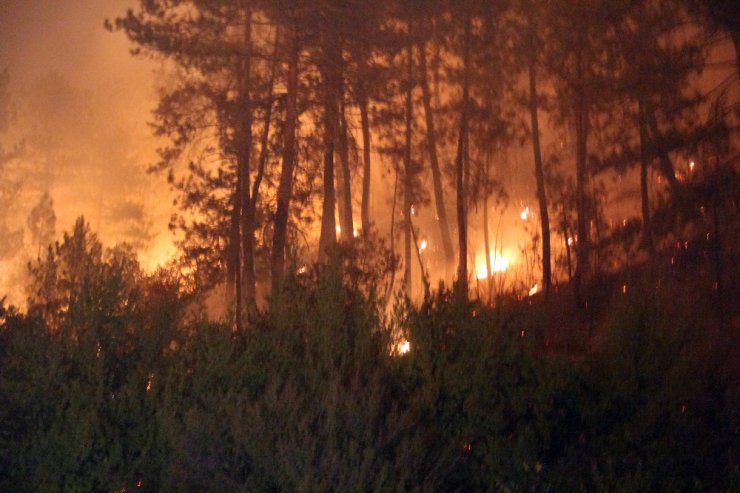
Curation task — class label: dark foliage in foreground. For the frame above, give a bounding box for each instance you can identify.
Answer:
[1,222,739,492]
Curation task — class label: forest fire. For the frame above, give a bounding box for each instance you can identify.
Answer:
[0,0,738,490]
[474,252,511,280]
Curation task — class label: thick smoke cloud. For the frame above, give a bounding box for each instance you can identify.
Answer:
[0,0,174,305]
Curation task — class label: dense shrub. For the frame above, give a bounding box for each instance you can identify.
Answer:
[1,225,738,491]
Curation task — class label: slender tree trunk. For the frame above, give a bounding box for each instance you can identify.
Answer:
[357,54,372,233]
[645,103,679,188]
[455,10,472,295]
[244,28,278,311]
[336,103,354,242]
[637,98,653,252]
[573,42,590,305]
[237,10,258,317]
[528,38,551,297]
[359,91,372,233]
[483,191,492,304]
[563,221,573,283]
[731,29,740,85]
[318,32,341,262]
[384,157,400,307]
[232,10,254,330]
[271,21,299,293]
[419,38,454,274]
[229,187,242,329]
[403,22,413,295]
[711,141,725,329]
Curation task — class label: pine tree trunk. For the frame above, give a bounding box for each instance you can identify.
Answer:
[731,29,740,84]
[403,24,413,295]
[359,91,372,233]
[482,191,492,304]
[229,190,242,329]
[528,41,551,297]
[637,98,653,252]
[245,29,278,311]
[645,104,679,188]
[336,103,354,242]
[573,41,590,305]
[563,220,573,283]
[232,10,254,330]
[455,11,471,295]
[419,39,454,274]
[237,11,255,319]
[271,21,299,292]
[318,32,341,262]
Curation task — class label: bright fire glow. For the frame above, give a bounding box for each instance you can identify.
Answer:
[419,239,428,252]
[689,160,695,171]
[520,206,530,221]
[475,254,510,280]
[529,283,539,296]
[140,238,177,273]
[353,228,359,238]
[336,225,341,235]
[398,340,411,354]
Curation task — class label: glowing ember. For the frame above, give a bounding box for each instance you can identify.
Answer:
[520,206,530,221]
[297,265,308,275]
[689,161,695,171]
[419,239,428,252]
[336,225,341,235]
[353,228,359,238]
[529,283,539,296]
[567,236,575,246]
[621,284,627,294]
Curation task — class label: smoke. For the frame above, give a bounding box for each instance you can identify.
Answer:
[0,0,174,306]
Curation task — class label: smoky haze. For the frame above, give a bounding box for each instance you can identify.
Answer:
[0,0,174,304]
[1,0,735,309]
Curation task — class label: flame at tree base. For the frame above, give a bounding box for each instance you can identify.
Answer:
[475,253,511,280]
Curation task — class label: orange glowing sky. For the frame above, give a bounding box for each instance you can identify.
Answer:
[0,0,175,276]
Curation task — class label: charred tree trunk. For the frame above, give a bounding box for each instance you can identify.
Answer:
[358,68,372,233]
[318,31,341,262]
[336,102,354,242]
[419,38,454,274]
[455,10,472,295]
[730,28,740,84]
[573,42,590,306]
[482,190,493,303]
[637,98,653,252]
[229,189,242,329]
[563,221,573,283]
[528,36,551,297]
[645,103,679,188]
[245,28,278,311]
[271,21,300,293]
[232,10,254,330]
[403,22,414,295]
